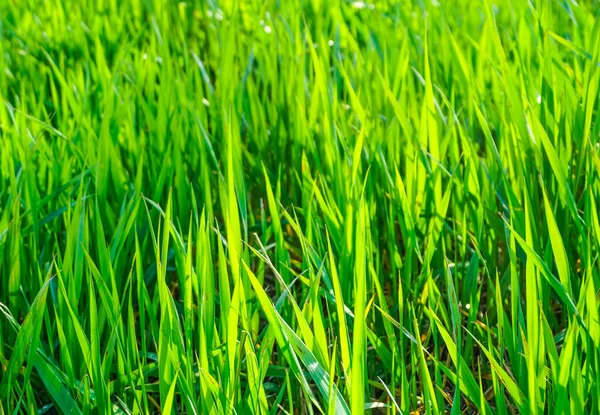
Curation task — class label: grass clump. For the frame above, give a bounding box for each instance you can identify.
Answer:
[2,0,600,414]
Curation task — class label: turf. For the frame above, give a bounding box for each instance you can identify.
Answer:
[1,0,600,414]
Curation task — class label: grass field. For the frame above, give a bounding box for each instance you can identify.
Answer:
[1,0,600,413]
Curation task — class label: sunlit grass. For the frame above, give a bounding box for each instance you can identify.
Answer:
[1,0,600,414]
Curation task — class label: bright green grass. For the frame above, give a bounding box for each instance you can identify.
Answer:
[1,0,600,414]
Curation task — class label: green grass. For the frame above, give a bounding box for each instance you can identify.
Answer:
[1,0,600,413]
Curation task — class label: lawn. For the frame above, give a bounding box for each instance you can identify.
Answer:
[1,0,600,414]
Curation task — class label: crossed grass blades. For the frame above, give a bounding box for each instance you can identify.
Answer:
[1,0,600,414]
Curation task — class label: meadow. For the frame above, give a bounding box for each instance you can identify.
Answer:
[1,0,600,413]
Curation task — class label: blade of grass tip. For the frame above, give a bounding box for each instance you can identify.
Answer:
[161,375,179,415]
